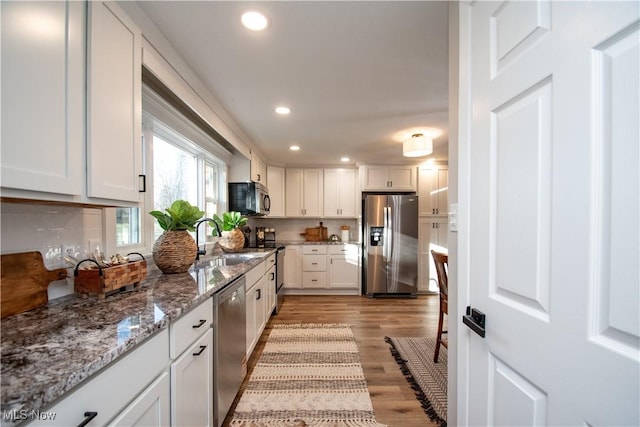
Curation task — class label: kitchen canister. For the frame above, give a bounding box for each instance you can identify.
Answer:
[340,228,350,243]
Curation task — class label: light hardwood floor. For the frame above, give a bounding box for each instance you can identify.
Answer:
[223,294,442,427]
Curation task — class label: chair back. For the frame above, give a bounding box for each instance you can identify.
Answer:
[431,250,448,298]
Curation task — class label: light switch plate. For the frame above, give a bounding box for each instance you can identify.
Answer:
[449,203,458,232]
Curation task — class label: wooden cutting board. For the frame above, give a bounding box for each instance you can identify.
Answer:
[1,251,68,319]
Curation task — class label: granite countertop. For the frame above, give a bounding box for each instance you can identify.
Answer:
[0,248,276,420]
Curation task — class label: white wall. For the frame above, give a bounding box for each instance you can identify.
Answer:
[0,203,104,299]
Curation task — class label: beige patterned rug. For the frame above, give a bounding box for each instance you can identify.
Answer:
[230,323,386,427]
[385,336,447,427]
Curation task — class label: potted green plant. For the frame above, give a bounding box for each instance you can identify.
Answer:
[210,211,248,252]
[149,200,204,273]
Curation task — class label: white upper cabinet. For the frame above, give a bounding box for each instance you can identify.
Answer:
[418,165,448,216]
[361,165,416,191]
[323,169,357,217]
[266,166,285,217]
[250,152,266,184]
[86,1,142,203]
[1,1,84,197]
[285,168,323,217]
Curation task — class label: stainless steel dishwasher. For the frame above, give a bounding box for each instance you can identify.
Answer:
[213,275,246,427]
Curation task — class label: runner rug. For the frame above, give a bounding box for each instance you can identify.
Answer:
[231,323,386,427]
[385,336,447,427]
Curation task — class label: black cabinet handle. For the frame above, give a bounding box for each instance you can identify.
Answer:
[256,289,261,300]
[193,345,207,356]
[192,319,207,329]
[77,411,98,427]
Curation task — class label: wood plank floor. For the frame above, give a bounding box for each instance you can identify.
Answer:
[223,294,442,427]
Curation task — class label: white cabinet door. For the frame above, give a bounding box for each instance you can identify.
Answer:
[285,169,323,216]
[27,330,169,427]
[267,166,285,217]
[250,152,265,184]
[418,165,448,216]
[324,169,357,217]
[246,281,258,357]
[284,246,302,289]
[285,168,304,216]
[86,1,142,203]
[109,371,170,427]
[1,1,84,196]
[170,329,214,427]
[266,265,276,317]
[362,166,416,191]
[418,217,449,293]
[328,256,358,290]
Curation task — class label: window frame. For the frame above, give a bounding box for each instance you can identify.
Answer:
[105,85,230,257]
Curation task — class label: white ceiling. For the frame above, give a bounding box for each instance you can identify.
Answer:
[135,1,450,167]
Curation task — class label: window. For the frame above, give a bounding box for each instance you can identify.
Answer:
[107,83,230,255]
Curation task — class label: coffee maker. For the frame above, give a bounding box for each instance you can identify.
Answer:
[255,227,276,248]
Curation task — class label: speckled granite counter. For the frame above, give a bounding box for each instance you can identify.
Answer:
[0,249,275,423]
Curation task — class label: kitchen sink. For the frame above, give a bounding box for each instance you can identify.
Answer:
[200,253,265,268]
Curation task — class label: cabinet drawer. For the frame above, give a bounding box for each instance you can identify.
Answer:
[245,261,266,288]
[302,245,327,255]
[170,299,213,359]
[302,272,327,288]
[28,330,169,427]
[302,255,326,271]
[328,244,359,256]
[265,253,276,269]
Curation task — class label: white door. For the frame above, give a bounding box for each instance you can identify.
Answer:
[460,1,639,426]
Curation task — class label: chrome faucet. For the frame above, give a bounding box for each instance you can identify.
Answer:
[194,218,221,260]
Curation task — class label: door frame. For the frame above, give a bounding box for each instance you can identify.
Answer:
[449,2,472,426]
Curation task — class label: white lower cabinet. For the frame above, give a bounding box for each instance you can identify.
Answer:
[284,245,302,290]
[170,329,214,427]
[328,245,359,292]
[418,217,449,293]
[109,371,170,426]
[27,330,170,427]
[169,298,214,427]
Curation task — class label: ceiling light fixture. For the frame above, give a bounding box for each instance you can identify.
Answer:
[289,145,300,151]
[275,106,291,115]
[341,157,350,162]
[403,133,433,157]
[241,10,269,31]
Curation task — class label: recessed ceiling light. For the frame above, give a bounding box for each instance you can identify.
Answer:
[241,10,269,31]
[289,145,300,151]
[275,106,291,115]
[340,157,350,162]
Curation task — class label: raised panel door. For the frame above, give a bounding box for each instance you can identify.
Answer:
[302,169,323,217]
[86,1,142,203]
[109,371,170,427]
[285,168,304,216]
[388,166,415,190]
[170,329,213,427]
[1,1,84,197]
[267,166,285,217]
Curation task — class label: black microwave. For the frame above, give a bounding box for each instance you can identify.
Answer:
[228,182,270,216]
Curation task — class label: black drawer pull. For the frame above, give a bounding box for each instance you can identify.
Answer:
[192,319,207,329]
[193,345,207,356]
[77,411,98,427]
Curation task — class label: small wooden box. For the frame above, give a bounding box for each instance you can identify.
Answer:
[74,255,147,299]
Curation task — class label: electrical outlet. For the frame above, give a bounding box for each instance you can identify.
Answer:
[63,245,75,257]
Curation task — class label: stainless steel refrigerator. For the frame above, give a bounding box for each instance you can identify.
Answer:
[363,193,419,297]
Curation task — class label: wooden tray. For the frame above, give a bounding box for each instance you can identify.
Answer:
[74,253,147,299]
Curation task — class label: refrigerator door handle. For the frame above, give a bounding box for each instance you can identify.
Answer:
[382,206,388,261]
[387,205,393,261]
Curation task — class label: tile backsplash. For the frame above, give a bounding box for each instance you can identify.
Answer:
[1,202,104,299]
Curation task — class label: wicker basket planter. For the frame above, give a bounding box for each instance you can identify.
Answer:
[219,228,245,252]
[152,230,197,274]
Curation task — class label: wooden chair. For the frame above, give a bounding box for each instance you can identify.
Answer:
[431,250,448,363]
